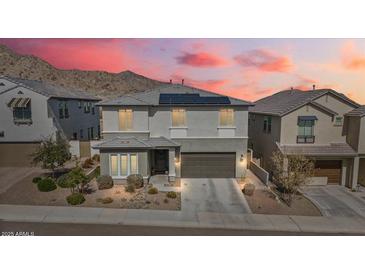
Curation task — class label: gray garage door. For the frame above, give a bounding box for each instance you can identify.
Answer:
[181,153,236,178]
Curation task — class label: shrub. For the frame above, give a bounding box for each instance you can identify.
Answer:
[66,193,85,205]
[82,158,94,169]
[166,191,177,199]
[96,175,113,190]
[127,174,144,189]
[97,197,113,204]
[163,198,169,204]
[56,173,71,188]
[125,184,135,193]
[148,187,158,195]
[32,176,42,184]
[37,178,57,192]
[92,154,100,162]
[243,183,255,196]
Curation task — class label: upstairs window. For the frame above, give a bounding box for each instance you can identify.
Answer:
[78,100,82,108]
[263,116,272,133]
[219,108,234,127]
[84,102,91,113]
[297,116,316,143]
[58,101,69,119]
[334,116,343,126]
[91,103,95,115]
[172,108,186,127]
[119,109,133,131]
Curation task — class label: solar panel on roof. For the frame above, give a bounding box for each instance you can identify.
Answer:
[159,93,230,105]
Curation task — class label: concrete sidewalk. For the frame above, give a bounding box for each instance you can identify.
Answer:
[1,204,365,234]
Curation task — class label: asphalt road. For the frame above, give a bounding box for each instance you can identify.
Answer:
[0,221,357,236]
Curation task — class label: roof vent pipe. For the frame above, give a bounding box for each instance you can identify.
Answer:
[182,79,184,85]
[313,84,316,90]
[169,79,172,84]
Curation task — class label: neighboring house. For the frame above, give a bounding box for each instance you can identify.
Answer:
[345,105,365,187]
[94,84,252,182]
[249,87,362,188]
[0,76,101,166]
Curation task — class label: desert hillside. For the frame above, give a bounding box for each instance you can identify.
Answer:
[0,44,166,99]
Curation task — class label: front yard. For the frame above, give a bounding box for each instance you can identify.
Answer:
[0,167,181,211]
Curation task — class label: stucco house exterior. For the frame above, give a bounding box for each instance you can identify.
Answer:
[248,87,363,189]
[94,84,252,182]
[0,76,101,166]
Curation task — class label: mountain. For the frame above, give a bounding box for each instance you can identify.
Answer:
[0,44,166,99]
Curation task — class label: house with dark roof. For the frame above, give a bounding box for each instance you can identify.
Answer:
[0,76,101,166]
[94,83,253,182]
[249,87,363,188]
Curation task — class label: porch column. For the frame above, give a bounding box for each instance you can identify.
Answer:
[168,148,176,182]
[352,157,360,190]
[341,160,347,186]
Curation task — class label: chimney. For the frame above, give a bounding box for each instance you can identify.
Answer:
[182,79,184,85]
[313,84,316,90]
[169,79,172,84]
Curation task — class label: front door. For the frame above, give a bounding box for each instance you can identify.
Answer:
[153,150,169,174]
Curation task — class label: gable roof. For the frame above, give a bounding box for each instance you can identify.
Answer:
[0,76,100,101]
[97,84,253,107]
[345,105,365,117]
[250,88,359,117]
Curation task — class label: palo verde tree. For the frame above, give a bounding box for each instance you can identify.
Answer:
[31,136,71,177]
[271,150,314,206]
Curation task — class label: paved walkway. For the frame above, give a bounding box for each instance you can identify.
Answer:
[302,185,365,218]
[1,204,365,234]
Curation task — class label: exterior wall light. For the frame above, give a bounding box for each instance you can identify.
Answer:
[240,154,244,162]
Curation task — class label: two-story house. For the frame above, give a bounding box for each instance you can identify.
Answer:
[249,87,361,188]
[94,84,252,182]
[0,76,101,166]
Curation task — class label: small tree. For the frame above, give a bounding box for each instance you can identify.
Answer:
[67,166,89,194]
[31,136,71,177]
[271,150,314,206]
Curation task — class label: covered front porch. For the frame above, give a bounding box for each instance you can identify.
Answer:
[93,136,180,183]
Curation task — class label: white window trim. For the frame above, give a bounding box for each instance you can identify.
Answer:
[119,109,133,131]
[109,153,138,179]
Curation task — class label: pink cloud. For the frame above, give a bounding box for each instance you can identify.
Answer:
[176,52,228,67]
[341,41,365,70]
[234,49,293,72]
[171,74,228,91]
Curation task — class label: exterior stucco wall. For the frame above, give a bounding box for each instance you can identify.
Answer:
[0,86,56,142]
[99,149,149,178]
[248,114,281,170]
[102,106,149,133]
[358,118,365,154]
[345,116,361,151]
[48,98,100,140]
[173,138,248,178]
[281,104,345,145]
[359,159,365,186]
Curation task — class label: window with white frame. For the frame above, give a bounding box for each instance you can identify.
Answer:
[334,116,343,126]
[119,109,133,130]
[172,108,186,127]
[110,153,138,177]
[219,108,234,126]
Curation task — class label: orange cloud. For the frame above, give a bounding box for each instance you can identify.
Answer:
[176,52,228,67]
[341,41,365,70]
[234,49,293,72]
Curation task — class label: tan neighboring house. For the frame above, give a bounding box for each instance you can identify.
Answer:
[249,87,363,189]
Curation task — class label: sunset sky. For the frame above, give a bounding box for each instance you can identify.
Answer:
[1,38,365,104]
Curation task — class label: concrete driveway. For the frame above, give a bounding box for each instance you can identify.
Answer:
[303,185,365,218]
[0,167,42,194]
[181,178,251,219]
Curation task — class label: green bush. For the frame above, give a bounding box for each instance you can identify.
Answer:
[127,174,144,189]
[125,184,135,193]
[163,198,169,204]
[37,178,57,192]
[96,175,113,190]
[32,176,42,184]
[56,173,71,188]
[148,187,158,195]
[166,191,177,199]
[66,193,85,205]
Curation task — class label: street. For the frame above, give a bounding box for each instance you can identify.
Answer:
[0,221,359,236]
